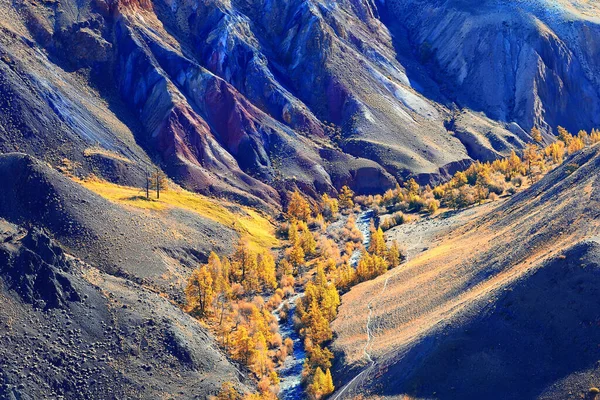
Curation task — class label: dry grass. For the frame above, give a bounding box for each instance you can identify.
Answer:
[74,177,278,251]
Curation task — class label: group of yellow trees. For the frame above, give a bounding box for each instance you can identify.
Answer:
[185,243,283,399]
[282,188,350,399]
[190,184,404,399]
[296,264,338,398]
[283,188,403,399]
[356,224,402,282]
[202,187,401,400]
[186,244,277,318]
[360,126,600,231]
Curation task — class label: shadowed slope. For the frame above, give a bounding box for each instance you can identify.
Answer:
[0,219,251,399]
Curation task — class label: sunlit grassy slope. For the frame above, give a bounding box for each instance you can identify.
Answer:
[76,177,278,251]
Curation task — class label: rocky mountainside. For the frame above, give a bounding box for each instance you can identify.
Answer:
[0,153,254,398]
[2,0,598,209]
[384,0,600,135]
[0,220,251,399]
[1,0,600,399]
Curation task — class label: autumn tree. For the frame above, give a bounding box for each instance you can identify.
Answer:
[568,135,585,154]
[250,332,273,378]
[357,252,388,281]
[406,178,420,195]
[368,227,386,257]
[304,299,333,344]
[557,126,573,145]
[304,338,334,371]
[288,222,299,244]
[531,127,543,143]
[591,129,600,144]
[335,262,356,290]
[545,141,565,164]
[288,242,305,274]
[386,241,402,268]
[300,227,317,257]
[186,265,214,317]
[232,326,255,364]
[215,382,241,400]
[523,143,542,184]
[578,130,590,145]
[307,367,334,399]
[320,193,339,220]
[338,186,354,210]
[150,168,169,199]
[258,251,277,290]
[288,191,312,221]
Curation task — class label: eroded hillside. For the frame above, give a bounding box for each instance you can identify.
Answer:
[4,0,598,210]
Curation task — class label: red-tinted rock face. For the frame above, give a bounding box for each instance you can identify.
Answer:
[3,0,599,209]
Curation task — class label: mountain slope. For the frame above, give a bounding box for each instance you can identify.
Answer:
[6,0,598,208]
[0,219,251,399]
[331,145,600,399]
[383,0,600,134]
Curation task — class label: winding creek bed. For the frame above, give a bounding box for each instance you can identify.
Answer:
[275,210,374,399]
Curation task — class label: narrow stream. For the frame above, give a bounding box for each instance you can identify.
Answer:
[275,209,374,399]
[349,209,374,267]
[273,293,305,400]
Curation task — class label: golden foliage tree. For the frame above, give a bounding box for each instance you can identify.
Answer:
[523,143,542,184]
[320,193,339,220]
[531,127,543,143]
[258,251,277,290]
[338,186,354,210]
[215,382,241,400]
[300,228,317,257]
[357,252,388,282]
[368,227,386,257]
[288,242,305,274]
[406,178,420,195]
[386,241,402,268]
[557,126,573,145]
[186,265,215,317]
[287,191,312,221]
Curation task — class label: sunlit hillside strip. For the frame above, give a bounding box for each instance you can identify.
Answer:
[75,177,278,251]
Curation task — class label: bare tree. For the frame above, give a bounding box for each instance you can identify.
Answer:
[150,168,168,199]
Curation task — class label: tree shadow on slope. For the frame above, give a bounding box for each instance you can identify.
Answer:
[378,240,600,400]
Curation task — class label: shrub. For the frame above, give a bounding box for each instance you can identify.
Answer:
[380,212,407,231]
[506,186,518,195]
[565,163,580,175]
